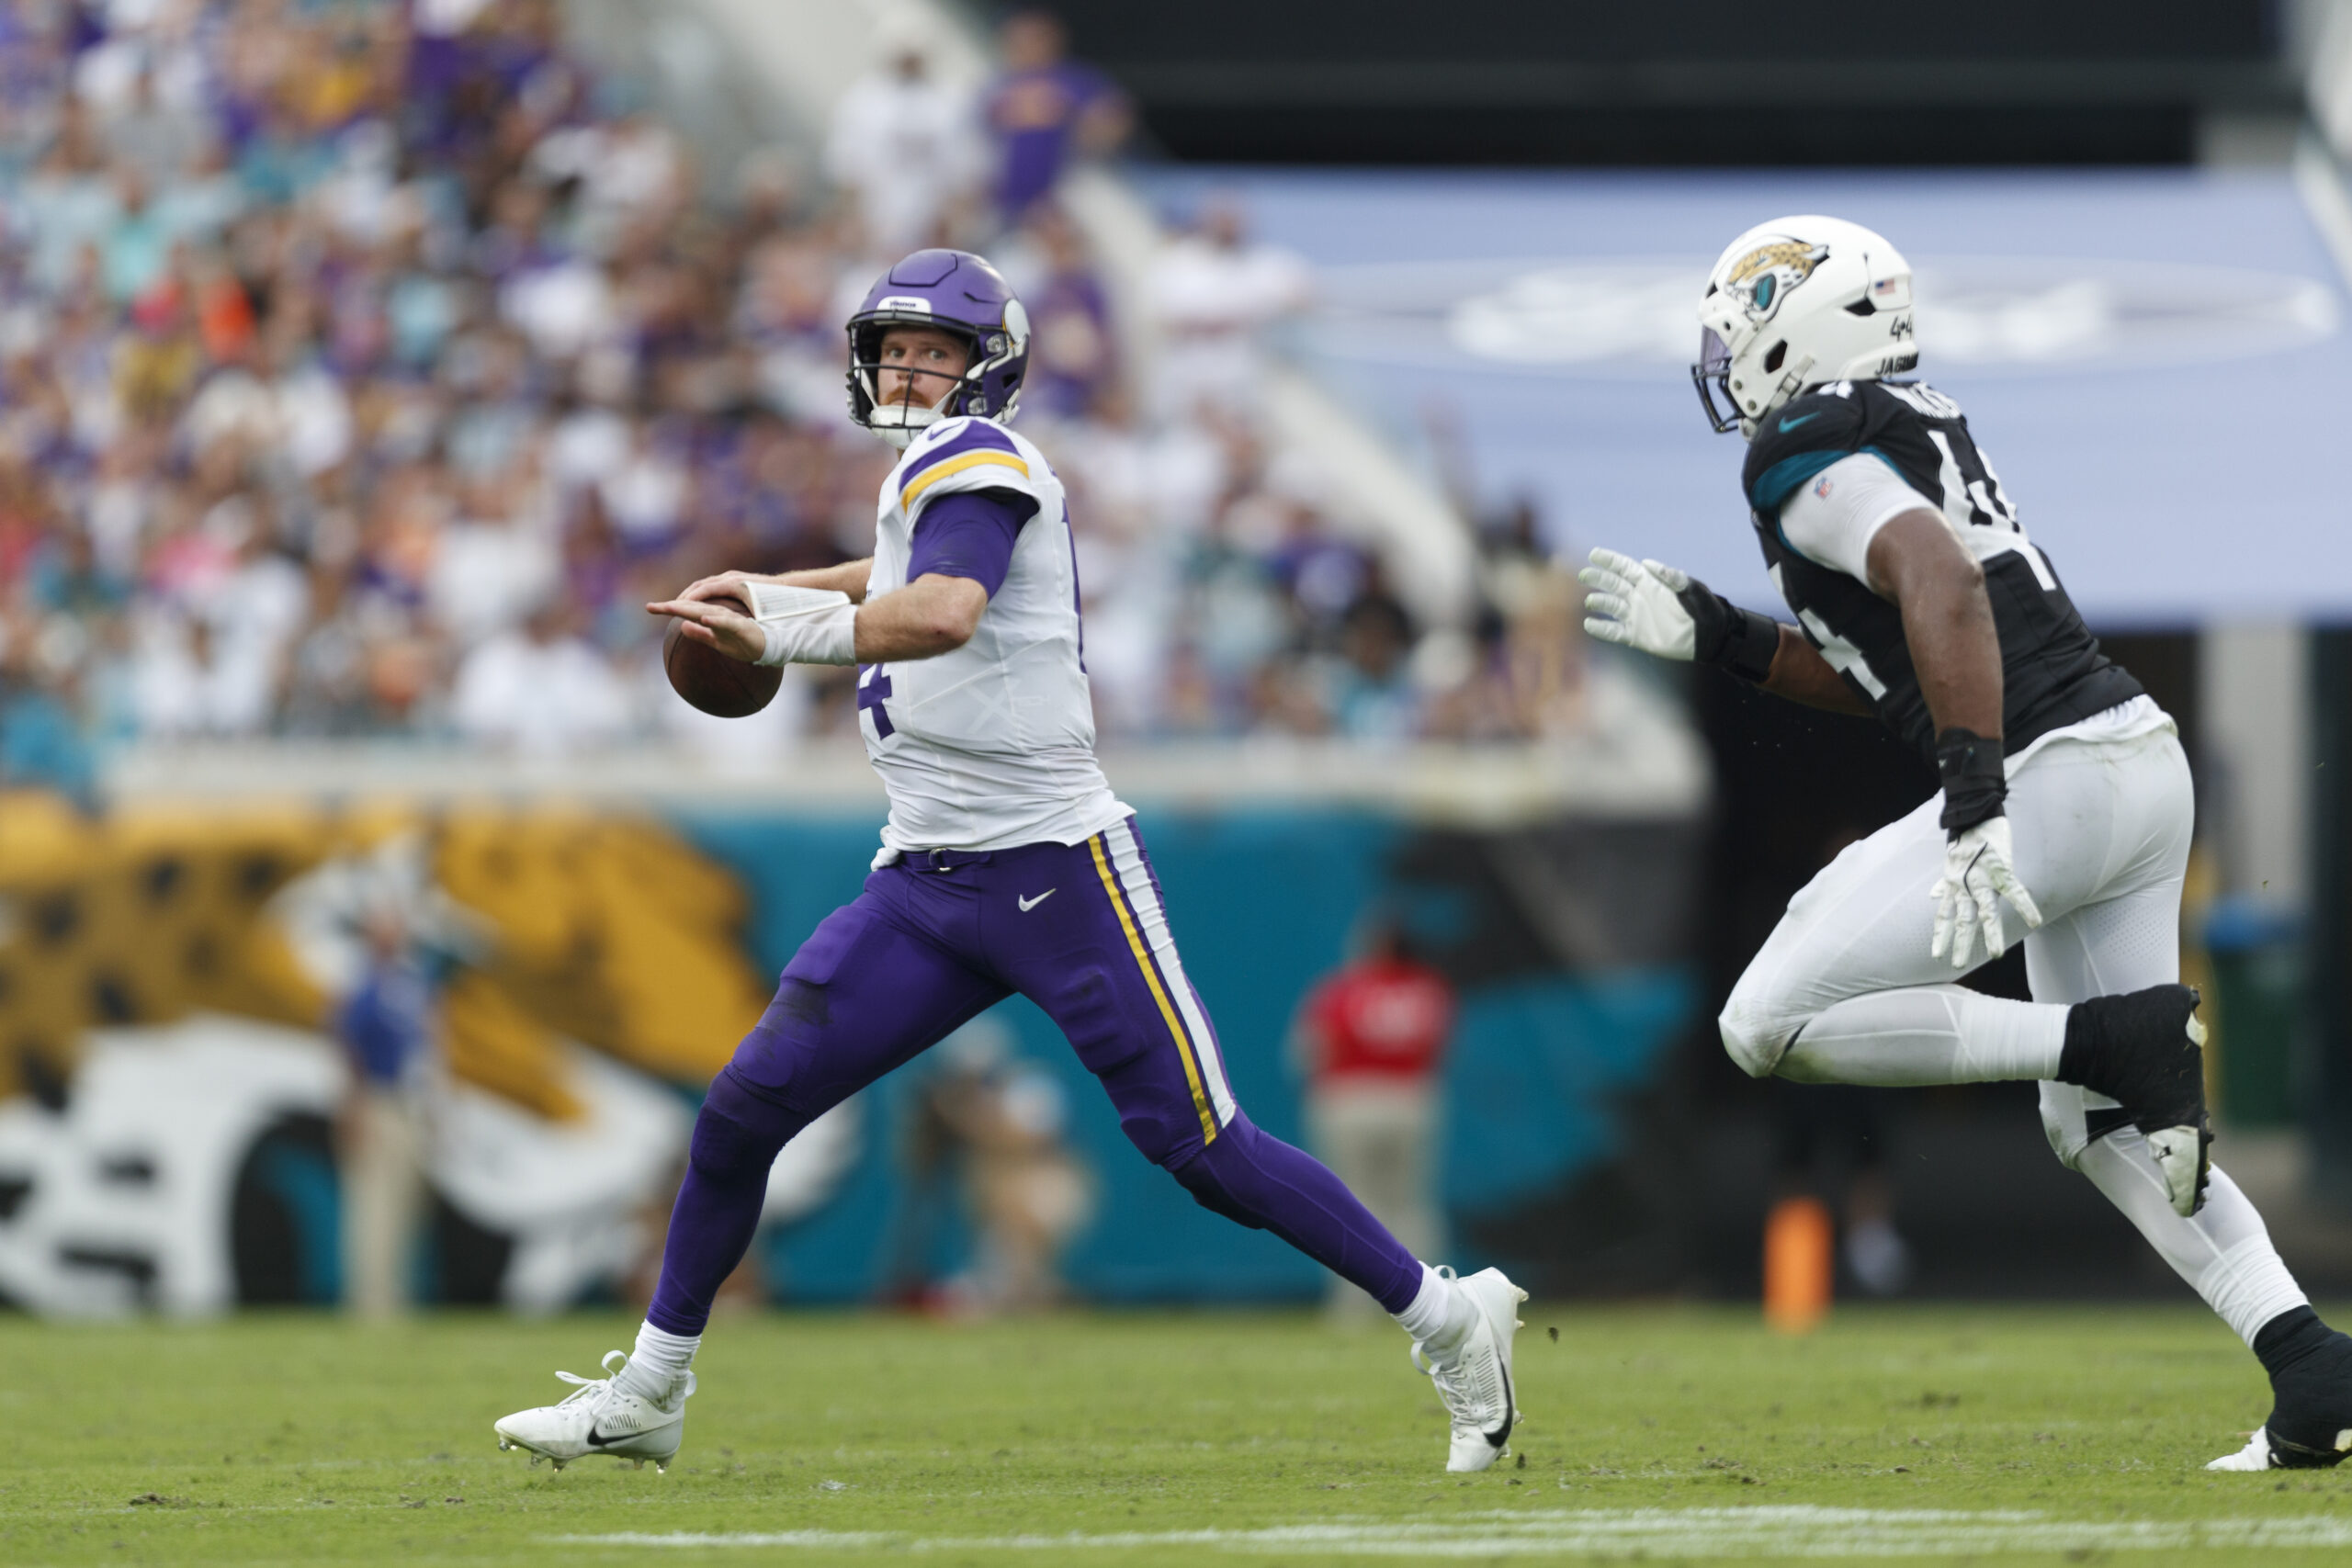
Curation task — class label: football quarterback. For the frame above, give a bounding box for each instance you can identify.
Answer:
[1585,214,2352,1472]
[489,249,1524,1477]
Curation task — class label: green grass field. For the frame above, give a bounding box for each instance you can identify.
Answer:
[6,1303,2352,1566]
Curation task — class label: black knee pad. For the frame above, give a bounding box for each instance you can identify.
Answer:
[1168,1114,1268,1231]
[689,1069,807,1184]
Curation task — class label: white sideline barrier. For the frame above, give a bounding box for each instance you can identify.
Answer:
[99,720,1709,829]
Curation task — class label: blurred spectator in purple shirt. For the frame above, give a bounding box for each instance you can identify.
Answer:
[982,10,1129,226]
[1018,205,1116,419]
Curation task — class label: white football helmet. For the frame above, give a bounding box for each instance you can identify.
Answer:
[1692,215,1917,436]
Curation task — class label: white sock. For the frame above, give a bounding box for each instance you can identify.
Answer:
[614,1320,700,1400]
[1391,1264,1476,1352]
[1776,986,2067,1087]
[2076,1135,2310,1347]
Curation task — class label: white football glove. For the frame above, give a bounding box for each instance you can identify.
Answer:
[1577,547,1699,660]
[1929,817,2044,969]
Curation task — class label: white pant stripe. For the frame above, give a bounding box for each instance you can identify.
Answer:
[1106,819,1237,1124]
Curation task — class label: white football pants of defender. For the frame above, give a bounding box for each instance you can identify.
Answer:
[1719,723,2307,1347]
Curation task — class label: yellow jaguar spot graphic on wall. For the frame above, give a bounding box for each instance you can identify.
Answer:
[0,791,770,1118]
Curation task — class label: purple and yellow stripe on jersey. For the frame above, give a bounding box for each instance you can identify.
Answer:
[1086,819,1236,1144]
[900,422,1030,512]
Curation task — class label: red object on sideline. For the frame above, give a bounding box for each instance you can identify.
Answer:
[1301,958,1453,1084]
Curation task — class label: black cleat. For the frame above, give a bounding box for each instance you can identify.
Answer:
[2059,984,2211,1216]
[2211,1309,2352,1470]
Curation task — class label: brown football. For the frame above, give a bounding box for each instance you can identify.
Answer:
[662,593,782,717]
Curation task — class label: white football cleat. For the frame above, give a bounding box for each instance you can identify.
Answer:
[493,1350,694,1472]
[2207,1425,2352,1472]
[1411,1266,1527,1472]
[2208,1429,2276,1471]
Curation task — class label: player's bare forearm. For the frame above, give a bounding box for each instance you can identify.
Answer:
[676,559,875,606]
[1759,626,1874,715]
[788,559,877,603]
[854,573,989,661]
[1867,509,2004,738]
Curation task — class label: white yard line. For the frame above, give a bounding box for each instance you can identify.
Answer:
[553,1505,2352,1557]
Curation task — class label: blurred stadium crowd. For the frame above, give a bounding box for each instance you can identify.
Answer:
[0,0,1586,788]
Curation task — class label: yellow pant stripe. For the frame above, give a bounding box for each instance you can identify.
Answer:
[1089,833,1217,1145]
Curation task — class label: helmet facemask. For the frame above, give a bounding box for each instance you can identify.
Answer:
[849,315,985,448]
[1691,326,1741,434]
[846,307,1028,449]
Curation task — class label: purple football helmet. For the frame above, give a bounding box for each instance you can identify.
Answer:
[846,249,1032,447]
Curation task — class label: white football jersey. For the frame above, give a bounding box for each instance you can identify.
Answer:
[859,416,1128,853]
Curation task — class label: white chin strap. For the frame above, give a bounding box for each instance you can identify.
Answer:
[866,400,943,450]
[1736,351,1819,438]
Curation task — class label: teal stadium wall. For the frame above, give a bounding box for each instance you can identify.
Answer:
[679,807,1697,1304]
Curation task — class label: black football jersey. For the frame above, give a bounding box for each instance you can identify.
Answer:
[1739,379,2142,762]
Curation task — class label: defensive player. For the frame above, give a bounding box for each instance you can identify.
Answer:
[490,249,1524,1473]
[1581,216,2352,1471]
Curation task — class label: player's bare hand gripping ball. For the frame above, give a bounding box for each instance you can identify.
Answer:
[650,583,782,717]
[670,570,768,611]
[649,581,858,669]
[648,592,767,664]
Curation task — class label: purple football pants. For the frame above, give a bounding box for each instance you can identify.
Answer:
[646,816,1423,1332]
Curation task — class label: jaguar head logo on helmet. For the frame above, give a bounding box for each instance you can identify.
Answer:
[1692,215,1917,436]
[846,248,1033,449]
[1724,239,1829,325]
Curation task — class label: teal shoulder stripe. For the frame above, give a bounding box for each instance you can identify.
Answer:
[1747,449,1848,513]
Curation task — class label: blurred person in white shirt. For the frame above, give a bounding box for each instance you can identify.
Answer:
[130,501,311,738]
[429,500,561,649]
[534,108,691,252]
[180,332,353,480]
[450,600,630,752]
[1149,198,1312,418]
[598,419,690,548]
[547,385,632,497]
[130,614,277,737]
[101,61,209,186]
[501,252,616,363]
[823,23,978,256]
[198,500,311,656]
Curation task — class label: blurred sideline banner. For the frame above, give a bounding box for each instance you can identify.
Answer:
[0,736,1702,1314]
[1139,167,2352,625]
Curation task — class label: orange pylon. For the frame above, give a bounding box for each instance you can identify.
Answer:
[1764,1195,1834,1334]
